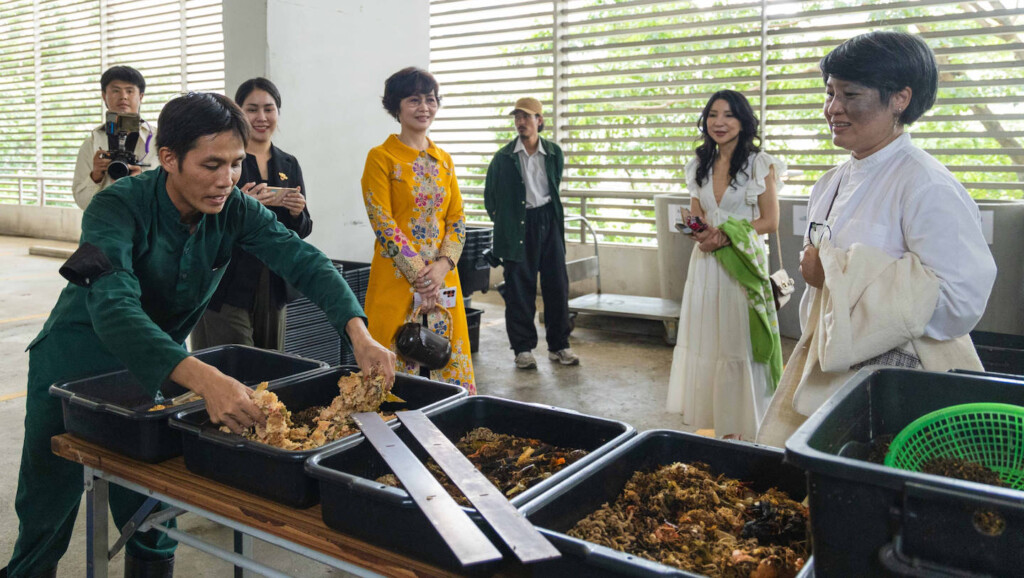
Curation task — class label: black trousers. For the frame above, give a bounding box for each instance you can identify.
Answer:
[503,203,571,354]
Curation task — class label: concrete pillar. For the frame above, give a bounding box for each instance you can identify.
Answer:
[222,0,430,261]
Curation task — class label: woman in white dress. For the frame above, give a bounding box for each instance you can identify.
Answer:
[666,90,784,440]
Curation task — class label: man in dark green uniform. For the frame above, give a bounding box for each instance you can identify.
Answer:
[4,92,394,578]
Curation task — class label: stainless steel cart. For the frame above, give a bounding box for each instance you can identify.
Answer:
[565,216,680,345]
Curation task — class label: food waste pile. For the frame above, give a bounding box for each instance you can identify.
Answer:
[919,457,1008,488]
[223,371,401,451]
[377,427,588,505]
[866,435,1008,488]
[568,462,809,578]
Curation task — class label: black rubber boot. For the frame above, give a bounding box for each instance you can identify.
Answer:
[124,555,174,578]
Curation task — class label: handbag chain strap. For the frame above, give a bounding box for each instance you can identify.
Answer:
[773,231,785,271]
[411,303,454,338]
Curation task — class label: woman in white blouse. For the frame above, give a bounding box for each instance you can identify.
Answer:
[800,32,995,345]
[756,31,997,446]
[666,90,784,440]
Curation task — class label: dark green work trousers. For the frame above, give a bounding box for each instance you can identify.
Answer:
[7,329,176,577]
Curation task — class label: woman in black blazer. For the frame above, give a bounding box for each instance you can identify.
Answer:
[191,77,312,350]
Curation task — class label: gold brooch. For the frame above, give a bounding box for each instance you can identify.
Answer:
[279,172,288,180]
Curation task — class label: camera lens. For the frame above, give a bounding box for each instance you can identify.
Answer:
[108,161,130,181]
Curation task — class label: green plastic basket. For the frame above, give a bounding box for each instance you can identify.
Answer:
[884,402,1024,490]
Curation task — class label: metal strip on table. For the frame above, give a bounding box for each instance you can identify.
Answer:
[396,410,561,564]
[351,412,502,568]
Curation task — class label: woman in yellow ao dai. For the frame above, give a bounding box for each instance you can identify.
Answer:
[361,68,475,394]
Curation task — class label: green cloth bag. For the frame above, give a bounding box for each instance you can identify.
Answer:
[713,217,783,391]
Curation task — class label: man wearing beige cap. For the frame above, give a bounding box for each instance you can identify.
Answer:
[484,97,579,369]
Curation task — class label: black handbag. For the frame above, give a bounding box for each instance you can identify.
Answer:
[394,305,452,370]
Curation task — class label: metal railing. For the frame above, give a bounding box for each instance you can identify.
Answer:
[0,175,76,207]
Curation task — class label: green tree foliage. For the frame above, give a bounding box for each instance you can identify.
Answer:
[430,0,1023,246]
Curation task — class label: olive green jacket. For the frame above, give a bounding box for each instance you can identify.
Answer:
[483,137,564,262]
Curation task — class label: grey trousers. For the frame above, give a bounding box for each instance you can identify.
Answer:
[191,270,286,351]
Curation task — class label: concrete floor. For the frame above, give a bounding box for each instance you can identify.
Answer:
[0,234,792,577]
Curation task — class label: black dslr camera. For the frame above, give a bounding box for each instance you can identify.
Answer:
[104,111,148,180]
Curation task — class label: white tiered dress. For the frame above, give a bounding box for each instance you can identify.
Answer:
[666,152,785,440]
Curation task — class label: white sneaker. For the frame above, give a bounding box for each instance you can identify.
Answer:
[515,351,537,369]
[548,348,580,366]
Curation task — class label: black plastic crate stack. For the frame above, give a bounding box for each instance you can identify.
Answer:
[283,261,345,366]
[283,260,371,367]
[970,330,1024,376]
[333,260,371,365]
[458,226,493,296]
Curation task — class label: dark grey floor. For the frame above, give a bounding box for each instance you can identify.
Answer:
[468,291,685,433]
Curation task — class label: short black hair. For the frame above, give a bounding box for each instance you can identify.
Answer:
[156,92,250,166]
[235,77,282,109]
[101,65,145,94]
[820,31,938,125]
[382,67,440,121]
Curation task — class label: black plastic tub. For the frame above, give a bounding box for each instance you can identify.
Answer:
[785,368,1024,578]
[170,367,467,508]
[465,307,482,353]
[48,345,327,463]
[971,330,1024,376]
[458,259,491,296]
[305,395,635,570]
[519,429,808,577]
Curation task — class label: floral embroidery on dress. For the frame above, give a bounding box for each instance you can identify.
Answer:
[409,153,444,247]
[365,139,476,395]
[364,188,420,281]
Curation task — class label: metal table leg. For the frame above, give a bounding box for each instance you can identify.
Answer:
[109,497,161,560]
[664,319,678,345]
[84,466,109,578]
[85,467,385,578]
[234,530,254,578]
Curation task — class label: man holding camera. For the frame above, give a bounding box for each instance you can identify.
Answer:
[72,65,156,210]
[484,97,579,369]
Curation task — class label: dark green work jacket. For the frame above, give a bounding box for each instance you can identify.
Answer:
[29,168,363,395]
[483,137,564,262]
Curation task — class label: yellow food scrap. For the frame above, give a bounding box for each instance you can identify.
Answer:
[226,371,400,451]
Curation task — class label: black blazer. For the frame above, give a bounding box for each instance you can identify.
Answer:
[207,144,312,312]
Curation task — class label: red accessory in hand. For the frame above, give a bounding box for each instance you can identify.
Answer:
[686,215,708,234]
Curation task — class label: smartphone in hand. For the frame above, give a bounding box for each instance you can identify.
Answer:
[262,186,298,206]
[675,208,708,235]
